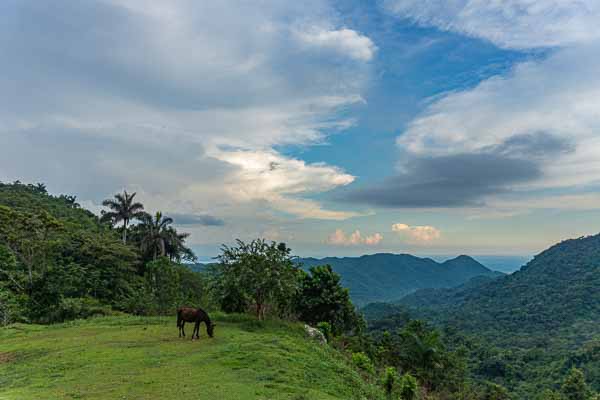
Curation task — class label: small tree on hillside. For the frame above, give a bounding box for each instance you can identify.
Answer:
[213,239,299,319]
[562,368,590,400]
[382,367,398,399]
[399,372,418,400]
[294,264,360,335]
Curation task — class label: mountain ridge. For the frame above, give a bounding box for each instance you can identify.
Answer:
[297,253,502,305]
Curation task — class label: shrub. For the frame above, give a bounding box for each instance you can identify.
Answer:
[399,373,418,400]
[382,366,398,398]
[352,351,375,374]
[43,297,112,323]
[317,321,332,342]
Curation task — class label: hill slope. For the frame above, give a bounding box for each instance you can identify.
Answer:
[298,254,501,305]
[404,234,600,340]
[396,275,499,310]
[0,315,382,400]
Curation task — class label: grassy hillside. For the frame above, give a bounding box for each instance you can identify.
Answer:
[298,254,502,305]
[0,314,383,400]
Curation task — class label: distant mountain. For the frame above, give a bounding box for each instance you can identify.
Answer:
[429,255,530,273]
[297,253,502,305]
[469,255,531,273]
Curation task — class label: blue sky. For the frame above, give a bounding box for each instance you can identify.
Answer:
[2,1,600,260]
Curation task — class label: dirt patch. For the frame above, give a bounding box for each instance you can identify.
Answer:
[0,352,16,364]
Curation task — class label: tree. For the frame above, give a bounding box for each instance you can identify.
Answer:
[398,320,444,384]
[382,367,398,399]
[100,191,145,244]
[295,264,359,335]
[562,368,589,400]
[398,373,418,400]
[213,239,299,319]
[137,212,174,260]
[0,206,62,291]
[144,257,182,314]
[482,382,512,400]
[164,227,196,262]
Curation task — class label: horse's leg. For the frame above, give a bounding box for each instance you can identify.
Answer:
[181,321,186,338]
[195,321,200,340]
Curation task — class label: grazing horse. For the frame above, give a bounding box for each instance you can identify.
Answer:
[177,307,215,340]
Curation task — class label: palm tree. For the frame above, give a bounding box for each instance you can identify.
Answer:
[164,227,196,262]
[100,191,145,244]
[138,211,174,260]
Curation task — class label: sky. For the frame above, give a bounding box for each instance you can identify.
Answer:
[2,0,600,260]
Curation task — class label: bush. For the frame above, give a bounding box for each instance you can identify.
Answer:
[382,367,398,398]
[399,373,418,400]
[317,321,332,342]
[0,287,28,325]
[43,297,112,323]
[352,352,375,374]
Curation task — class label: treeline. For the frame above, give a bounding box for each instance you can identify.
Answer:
[0,182,210,323]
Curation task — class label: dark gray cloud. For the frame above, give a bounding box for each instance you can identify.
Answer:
[171,213,225,227]
[485,131,575,159]
[340,132,576,208]
[341,153,541,207]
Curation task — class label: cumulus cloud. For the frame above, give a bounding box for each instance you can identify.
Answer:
[392,223,441,242]
[210,149,358,220]
[383,0,600,49]
[295,28,377,61]
[0,0,374,239]
[326,229,383,246]
[395,45,600,194]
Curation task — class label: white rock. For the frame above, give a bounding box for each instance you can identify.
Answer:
[304,324,327,344]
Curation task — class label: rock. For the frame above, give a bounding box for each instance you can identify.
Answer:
[304,324,327,344]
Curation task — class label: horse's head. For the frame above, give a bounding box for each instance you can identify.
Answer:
[207,322,216,338]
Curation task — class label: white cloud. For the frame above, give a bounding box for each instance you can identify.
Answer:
[384,0,600,49]
[326,229,383,246]
[364,232,384,245]
[396,44,600,193]
[210,149,358,220]
[392,223,441,242]
[295,28,377,61]
[0,0,374,239]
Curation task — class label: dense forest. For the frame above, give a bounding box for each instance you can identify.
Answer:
[1,182,599,399]
[369,234,600,398]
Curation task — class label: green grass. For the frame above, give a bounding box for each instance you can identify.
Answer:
[0,314,383,400]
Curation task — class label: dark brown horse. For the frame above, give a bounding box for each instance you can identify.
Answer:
[177,307,215,339]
